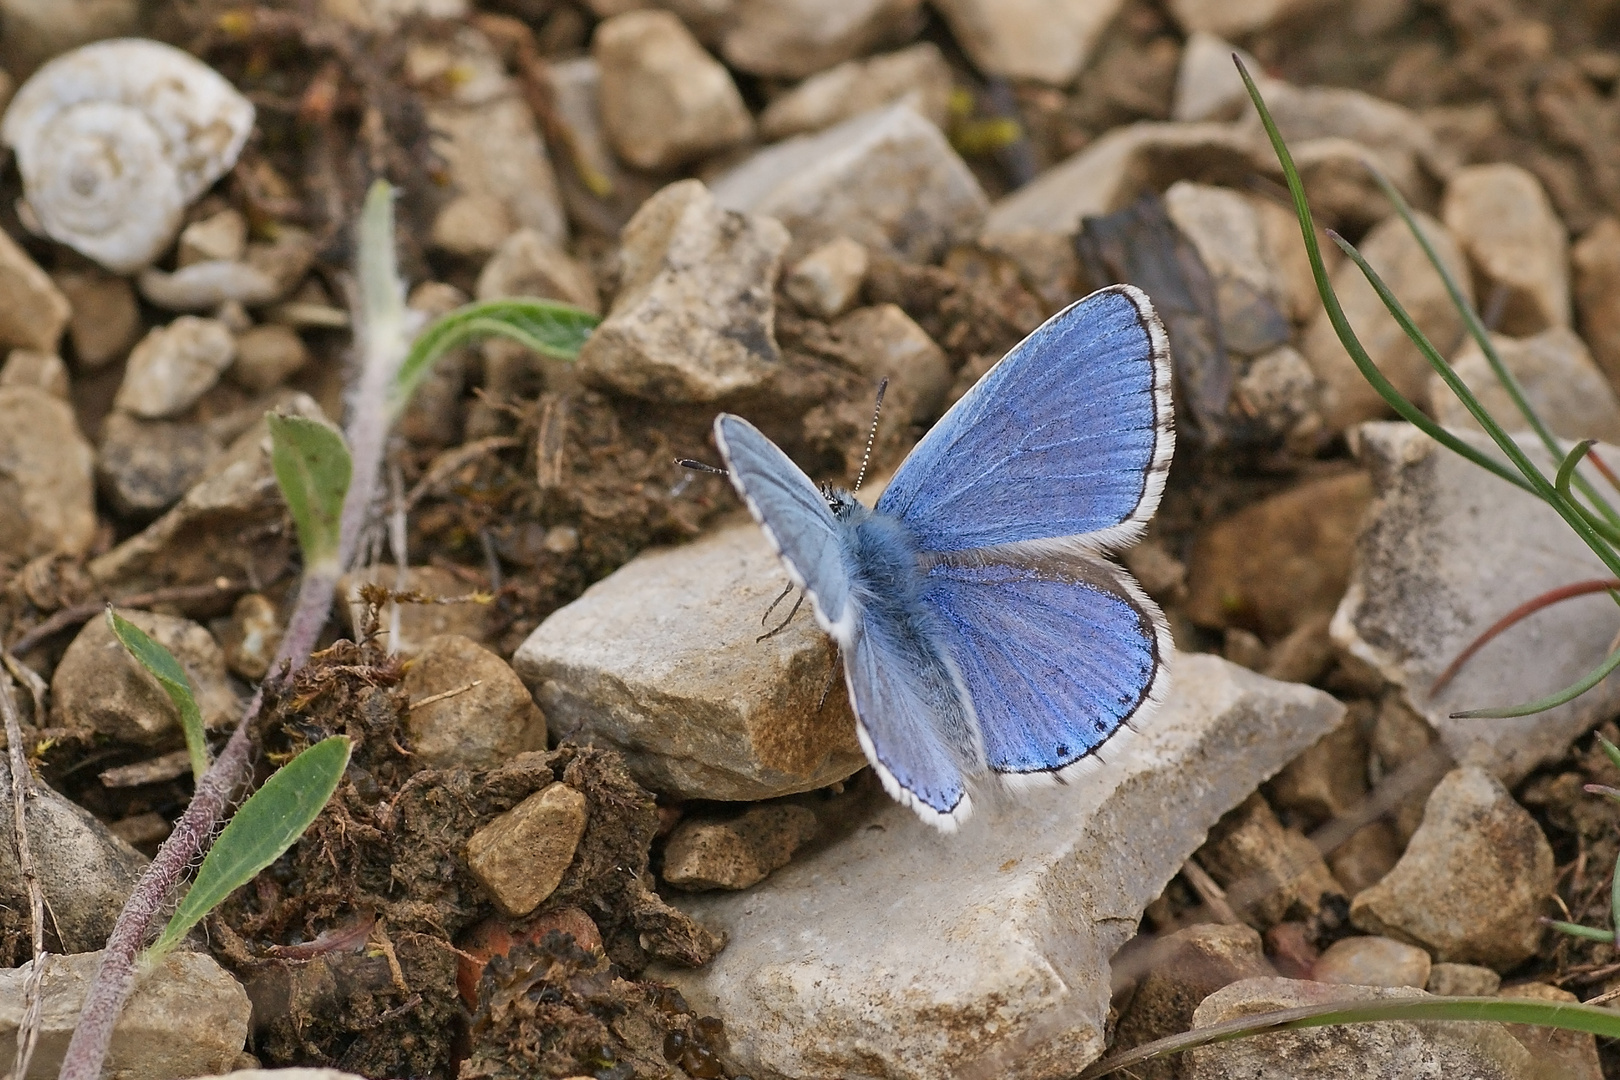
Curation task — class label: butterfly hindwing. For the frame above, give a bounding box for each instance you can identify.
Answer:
[875,284,1173,555]
[921,551,1170,778]
[715,415,854,640]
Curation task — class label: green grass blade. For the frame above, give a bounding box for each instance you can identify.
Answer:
[1547,919,1616,942]
[1234,58,1536,497]
[1557,441,1598,502]
[1611,849,1620,937]
[1599,733,1620,773]
[1077,995,1620,1079]
[1365,166,1620,530]
[391,299,599,418]
[105,609,208,783]
[267,413,352,574]
[1332,236,1620,568]
[1450,643,1620,718]
[145,736,352,962]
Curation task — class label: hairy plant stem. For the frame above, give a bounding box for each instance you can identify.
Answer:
[57,185,405,1080]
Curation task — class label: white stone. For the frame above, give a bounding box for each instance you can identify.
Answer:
[1442,163,1570,336]
[0,950,251,1079]
[712,102,987,263]
[932,0,1124,85]
[721,0,923,80]
[114,316,236,419]
[654,655,1344,1080]
[1163,181,1291,356]
[760,43,950,141]
[1334,422,1620,784]
[1430,326,1620,442]
[1167,0,1331,40]
[981,121,1256,242]
[513,522,870,802]
[595,9,752,171]
[1173,32,1273,123]
[577,179,788,402]
[784,236,869,319]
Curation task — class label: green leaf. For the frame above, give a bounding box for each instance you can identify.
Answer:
[358,179,406,349]
[268,413,352,573]
[1546,918,1617,943]
[145,736,352,961]
[106,608,208,784]
[1599,734,1620,773]
[1451,642,1620,719]
[392,299,598,418]
[1078,995,1620,1079]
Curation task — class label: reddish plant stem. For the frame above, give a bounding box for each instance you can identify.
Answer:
[1430,578,1620,696]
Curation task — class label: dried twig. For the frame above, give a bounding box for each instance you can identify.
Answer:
[6,580,248,659]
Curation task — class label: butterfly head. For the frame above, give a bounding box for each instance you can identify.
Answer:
[820,483,867,524]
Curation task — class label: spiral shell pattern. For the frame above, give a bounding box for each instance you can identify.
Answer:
[0,39,255,273]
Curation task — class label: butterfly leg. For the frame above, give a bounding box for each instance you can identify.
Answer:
[756,583,805,642]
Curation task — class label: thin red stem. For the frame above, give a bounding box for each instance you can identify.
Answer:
[1430,579,1620,696]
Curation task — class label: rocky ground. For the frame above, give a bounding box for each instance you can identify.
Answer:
[3,0,1620,1078]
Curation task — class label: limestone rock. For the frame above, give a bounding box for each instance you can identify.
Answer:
[1185,977,1533,1079]
[89,393,329,593]
[712,102,987,264]
[1195,792,1344,929]
[401,634,547,769]
[783,236,868,319]
[228,324,309,394]
[475,228,599,313]
[0,757,148,954]
[1573,216,1620,388]
[0,386,95,559]
[1326,820,1401,896]
[653,655,1345,1080]
[1186,470,1372,640]
[1442,163,1569,336]
[514,523,866,801]
[53,267,140,368]
[1334,423,1620,783]
[595,10,752,172]
[0,223,68,352]
[1266,712,1368,828]
[1173,32,1274,123]
[114,316,236,419]
[339,565,493,654]
[0,950,250,1079]
[0,348,67,397]
[720,0,922,80]
[662,803,819,890]
[52,608,240,742]
[1163,181,1292,357]
[981,121,1257,241]
[1301,213,1472,432]
[1350,766,1552,970]
[831,303,950,427]
[1234,344,1323,449]
[759,43,950,140]
[577,180,788,402]
[466,782,588,917]
[1312,935,1432,988]
[1429,326,1620,442]
[97,411,222,519]
[932,0,1124,85]
[1428,962,1501,996]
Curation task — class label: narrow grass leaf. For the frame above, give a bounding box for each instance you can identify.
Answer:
[1598,733,1620,773]
[146,736,352,961]
[1557,441,1599,502]
[106,609,208,783]
[1544,919,1616,943]
[268,414,352,573]
[1611,849,1620,938]
[1450,643,1620,718]
[1077,995,1620,1078]
[392,299,598,418]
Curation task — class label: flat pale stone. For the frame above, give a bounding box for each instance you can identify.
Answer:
[1350,766,1553,970]
[1430,326,1620,442]
[1173,32,1273,123]
[1301,213,1472,432]
[0,950,251,1080]
[466,782,588,916]
[654,655,1344,1080]
[0,385,95,559]
[576,180,788,402]
[712,102,988,264]
[513,523,867,801]
[1312,935,1432,988]
[662,803,820,891]
[1163,181,1291,356]
[1427,962,1501,996]
[759,43,950,140]
[0,348,67,397]
[720,0,923,80]
[595,10,752,171]
[1185,977,1534,1079]
[981,121,1257,242]
[784,236,869,319]
[114,316,236,419]
[402,634,547,769]
[931,0,1125,85]
[0,224,68,352]
[1334,423,1620,783]
[1442,163,1570,336]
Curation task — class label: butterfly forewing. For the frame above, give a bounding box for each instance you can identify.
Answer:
[875,285,1173,555]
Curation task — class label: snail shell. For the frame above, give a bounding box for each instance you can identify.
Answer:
[0,39,255,274]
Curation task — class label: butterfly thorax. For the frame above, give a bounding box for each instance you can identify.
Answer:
[823,485,930,624]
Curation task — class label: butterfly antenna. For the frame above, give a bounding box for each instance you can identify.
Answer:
[852,378,889,493]
[675,458,728,476]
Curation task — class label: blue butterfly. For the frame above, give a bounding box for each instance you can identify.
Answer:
[714,284,1175,831]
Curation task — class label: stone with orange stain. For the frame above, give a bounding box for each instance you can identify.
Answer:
[512,523,867,801]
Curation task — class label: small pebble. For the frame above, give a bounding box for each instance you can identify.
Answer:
[466,783,589,917]
[1312,934,1431,988]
